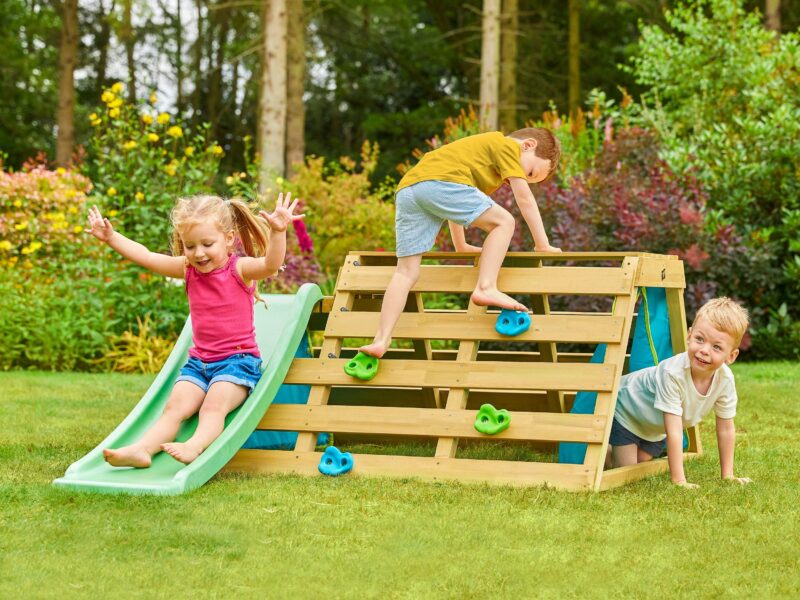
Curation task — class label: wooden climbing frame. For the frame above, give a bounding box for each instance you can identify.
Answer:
[226,251,699,492]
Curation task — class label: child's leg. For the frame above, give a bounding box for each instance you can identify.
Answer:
[360,254,423,358]
[161,381,249,464]
[103,381,206,468]
[467,205,527,312]
[611,444,639,468]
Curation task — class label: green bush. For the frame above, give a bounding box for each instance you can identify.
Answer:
[629,0,800,324]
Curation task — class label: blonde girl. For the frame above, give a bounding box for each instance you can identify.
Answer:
[86,193,304,467]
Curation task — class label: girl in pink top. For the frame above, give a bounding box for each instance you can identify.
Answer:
[85,193,304,467]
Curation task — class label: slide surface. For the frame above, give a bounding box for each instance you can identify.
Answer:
[53,283,322,495]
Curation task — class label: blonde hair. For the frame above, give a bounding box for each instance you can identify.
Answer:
[171,195,270,302]
[507,127,561,181]
[693,297,750,346]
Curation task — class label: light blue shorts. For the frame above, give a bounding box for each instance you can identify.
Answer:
[395,180,494,257]
[176,353,263,393]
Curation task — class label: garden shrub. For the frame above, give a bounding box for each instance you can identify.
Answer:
[629,0,800,350]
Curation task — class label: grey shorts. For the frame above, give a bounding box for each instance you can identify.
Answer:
[609,418,667,458]
[395,180,494,257]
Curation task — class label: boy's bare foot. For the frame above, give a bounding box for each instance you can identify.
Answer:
[471,289,529,312]
[103,446,152,468]
[359,340,390,359]
[161,442,203,464]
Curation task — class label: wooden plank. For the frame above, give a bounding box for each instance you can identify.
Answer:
[256,404,607,442]
[581,257,640,491]
[325,312,624,344]
[598,453,700,491]
[337,265,634,295]
[352,250,660,261]
[226,450,594,490]
[635,256,686,288]
[287,358,616,392]
[408,292,441,408]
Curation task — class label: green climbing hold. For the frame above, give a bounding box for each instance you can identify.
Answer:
[343,351,379,381]
[473,403,511,435]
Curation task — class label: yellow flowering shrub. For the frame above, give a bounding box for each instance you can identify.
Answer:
[0,165,93,268]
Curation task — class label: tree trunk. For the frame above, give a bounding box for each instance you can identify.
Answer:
[765,0,781,34]
[121,0,136,100]
[56,0,78,166]
[568,0,580,116]
[499,0,518,133]
[285,0,305,176]
[479,0,500,130]
[259,0,288,193]
[95,0,115,99]
[207,5,229,141]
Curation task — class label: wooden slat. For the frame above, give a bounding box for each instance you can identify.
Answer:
[337,265,633,295]
[325,312,624,343]
[226,450,594,490]
[635,256,686,288]
[598,453,699,491]
[286,358,616,392]
[257,405,606,442]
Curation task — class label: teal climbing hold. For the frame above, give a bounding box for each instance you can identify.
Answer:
[495,309,531,336]
[474,403,511,435]
[318,446,354,476]
[343,351,379,381]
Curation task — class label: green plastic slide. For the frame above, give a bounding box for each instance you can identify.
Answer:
[53,283,322,495]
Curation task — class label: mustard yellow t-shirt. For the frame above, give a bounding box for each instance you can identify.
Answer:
[397,132,526,195]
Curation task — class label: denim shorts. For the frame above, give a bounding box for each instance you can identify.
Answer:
[395,180,494,257]
[609,418,667,458]
[176,353,263,393]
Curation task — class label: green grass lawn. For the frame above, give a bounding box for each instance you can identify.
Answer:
[2,363,799,599]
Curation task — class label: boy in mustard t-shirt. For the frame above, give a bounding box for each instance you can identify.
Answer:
[360,128,562,359]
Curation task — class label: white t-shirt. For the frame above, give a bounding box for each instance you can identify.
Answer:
[614,352,737,442]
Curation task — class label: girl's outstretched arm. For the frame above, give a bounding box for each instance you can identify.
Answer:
[85,205,185,278]
[240,192,305,281]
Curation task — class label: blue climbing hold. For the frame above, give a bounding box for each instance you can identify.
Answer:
[318,446,354,476]
[495,309,531,336]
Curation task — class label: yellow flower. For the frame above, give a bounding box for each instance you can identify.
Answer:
[65,189,77,199]
[212,145,223,156]
[108,210,118,217]
[14,222,28,231]
[107,187,117,196]
[101,91,115,104]
[184,146,195,157]
[30,242,42,252]
[68,205,78,214]
[0,240,12,251]
[89,113,98,121]
[148,133,159,142]
[12,200,22,208]
[225,176,234,185]
[56,167,66,175]
[149,91,158,104]
[73,225,83,233]
[164,165,177,177]
[157,113,170,125]
[109,108,120,118]
[108,98,123,109]
[167,125,183,138]
[123,140,137,150]
[135,192,145,201]
[142,114,154,125]
[91,118,102,127]
[111,82,124,94]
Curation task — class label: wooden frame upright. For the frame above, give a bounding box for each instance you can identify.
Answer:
[227,251,698,492]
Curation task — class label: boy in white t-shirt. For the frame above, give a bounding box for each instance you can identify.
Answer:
[610,297,752,489]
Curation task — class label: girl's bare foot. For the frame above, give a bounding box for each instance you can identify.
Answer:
[161,442,203,464]
[471,288,529,312]
[103,446,152,468]
[359,340,390,359]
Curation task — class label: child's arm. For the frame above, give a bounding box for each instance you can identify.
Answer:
[716,416,752,484]
[85,205,185,278]
[448,221,482,253]
[507,178,560,253]
[240,192,305,281]
[663,412,698,489]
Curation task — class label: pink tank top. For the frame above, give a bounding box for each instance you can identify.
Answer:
[185,254,260,362]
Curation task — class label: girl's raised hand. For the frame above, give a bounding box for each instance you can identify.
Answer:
[259,192,305,233]
[85,205,115,242]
